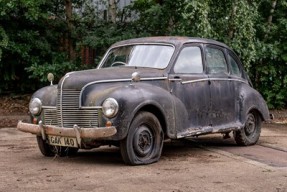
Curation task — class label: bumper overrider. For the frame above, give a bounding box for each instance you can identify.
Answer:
[17,121,117,147]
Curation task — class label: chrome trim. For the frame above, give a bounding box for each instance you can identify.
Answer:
[17,121,117,140]
[142,77,167,81]
[59,74,72,127]
[181,78,209,84]
[182,78,247,85]
[169,79,182,81]
[209,78,247,84]
[73,124,81,147]
[79,77,168,107]
[39,121,46,140]
[79,78,130,107]
[42,106,56,109]
[43,108,57,126]
[80,106,102,109]
[56,89,99,128]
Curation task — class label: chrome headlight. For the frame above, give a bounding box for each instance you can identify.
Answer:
[29,98,42,115]
[102,98,119,118]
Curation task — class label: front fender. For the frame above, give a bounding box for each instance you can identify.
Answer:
[28,85,57,122]
[81,82,176,140]
[31,85,58,107]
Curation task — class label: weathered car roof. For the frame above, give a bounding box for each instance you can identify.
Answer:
[111,36,229,49]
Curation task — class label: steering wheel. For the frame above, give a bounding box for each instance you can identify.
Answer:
[111,61,127,67]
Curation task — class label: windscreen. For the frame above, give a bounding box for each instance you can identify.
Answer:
[100,44,174,69]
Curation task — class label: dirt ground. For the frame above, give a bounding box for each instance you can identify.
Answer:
[0,124,286,192]
[0,95,30,128]
[0,95,287,192]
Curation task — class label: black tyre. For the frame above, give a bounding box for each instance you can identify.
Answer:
[120,112,164,165]
[36,136,78,157]
[234,110,262,146]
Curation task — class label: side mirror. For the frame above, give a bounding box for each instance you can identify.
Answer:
[47,73,54,86]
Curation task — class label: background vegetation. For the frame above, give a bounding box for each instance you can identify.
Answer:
[0,0,286,109]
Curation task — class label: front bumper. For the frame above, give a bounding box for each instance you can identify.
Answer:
[17,121,117,147]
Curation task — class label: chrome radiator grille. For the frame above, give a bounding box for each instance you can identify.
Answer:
[43,108,58,126]
[43,89,99,128]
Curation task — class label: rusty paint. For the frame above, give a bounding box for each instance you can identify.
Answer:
[17,121,117,139]
[18,37,270,161]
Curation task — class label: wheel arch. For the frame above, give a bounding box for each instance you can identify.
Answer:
[234,106,263,146]
[241,105,266,126]
[247,107,264,121]
[238,85,270,124]
[135,104,168,138]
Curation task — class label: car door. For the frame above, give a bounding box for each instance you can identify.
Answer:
[169,44,210,134]
[227,50,249,123]
[204,45,236,128]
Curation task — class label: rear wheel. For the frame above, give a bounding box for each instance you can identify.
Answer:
[36,136,78,157]
[234,110,262,146]
[120,112,164,165]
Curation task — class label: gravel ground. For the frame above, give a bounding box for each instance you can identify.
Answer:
[0,124,287,192]
[0,95,287,192]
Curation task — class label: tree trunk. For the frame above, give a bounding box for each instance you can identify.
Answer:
[228,3,237,39]
[267,0,277,25]
[264,0,277,39]
[108,0,117,23]
[64,0,76,61]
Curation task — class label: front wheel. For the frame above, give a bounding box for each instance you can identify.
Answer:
[234,110,262,146]
[36,136,78,157]
[120,112,164,165]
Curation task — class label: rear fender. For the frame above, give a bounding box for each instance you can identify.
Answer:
[239,85,270,124]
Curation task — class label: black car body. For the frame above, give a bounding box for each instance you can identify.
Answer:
[18,36,270,165]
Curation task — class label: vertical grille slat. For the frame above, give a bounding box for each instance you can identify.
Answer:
[43,109,57,126]
[43,89,99,128]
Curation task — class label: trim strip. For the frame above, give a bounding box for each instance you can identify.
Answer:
[59,74,69,127]
[79,76,168,107]
[80,106,102,109]
[181,78,247,85]
[42,106,102,110]
[43,106,56,109]
[58,72,75,127]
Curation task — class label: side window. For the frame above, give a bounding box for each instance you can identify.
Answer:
[228,53,242,77]
[174,46,203,74]
[205,47,227,74]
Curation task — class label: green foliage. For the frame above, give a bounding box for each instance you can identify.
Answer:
[0,0,287,108]
[129,0,185,36]
[25,53,78,83]
[181,1,213,37]
[82,22,138,54]
[126,0,287,108]
[0,26,8,61]
[249,0,287,109]
[0,0,78,93]
[0,0,50,93]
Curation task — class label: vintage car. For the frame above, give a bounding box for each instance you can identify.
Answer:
[18,36,270,165]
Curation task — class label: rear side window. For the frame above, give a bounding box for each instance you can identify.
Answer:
[174,46,203,74]
[205,47,227,74]
[228,53,242,77]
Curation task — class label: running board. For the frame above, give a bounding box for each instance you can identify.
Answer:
[177,123,243,138]
[177,127,213,138]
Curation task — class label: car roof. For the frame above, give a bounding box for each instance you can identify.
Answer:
[111,36,230,49]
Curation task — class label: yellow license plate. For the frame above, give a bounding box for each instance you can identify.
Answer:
[47,135,78,148]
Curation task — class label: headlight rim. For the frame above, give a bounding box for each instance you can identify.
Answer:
[102,98,119,118]
[29,97,42,115]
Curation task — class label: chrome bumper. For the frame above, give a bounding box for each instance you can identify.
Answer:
[17,121,117,146]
